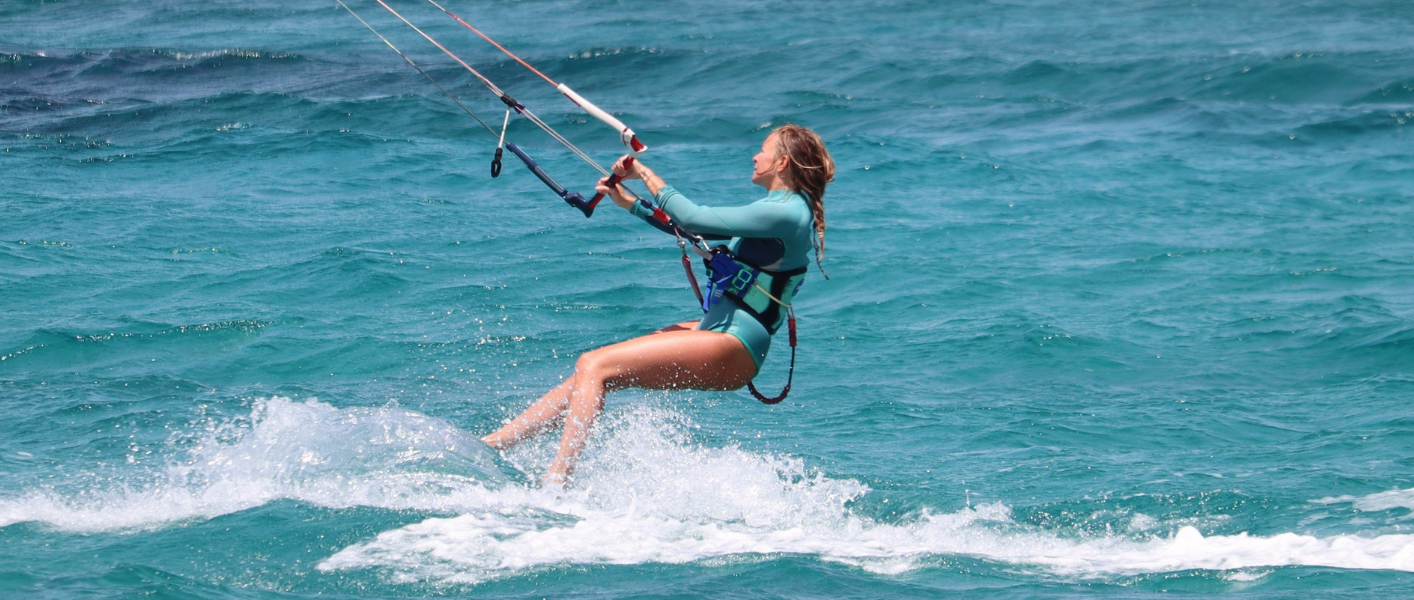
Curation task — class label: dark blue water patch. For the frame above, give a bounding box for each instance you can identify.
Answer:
[0,95,78,120]
[50,48,308,88]
[0,50,94,78]
[1360,324,1414,352]
[1003,60,1071,86]
[0,48,324,112]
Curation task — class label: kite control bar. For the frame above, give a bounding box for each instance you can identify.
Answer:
[505,142,597,217]
[505,141,679,238]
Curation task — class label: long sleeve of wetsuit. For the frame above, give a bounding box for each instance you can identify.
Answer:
[629,186,802,239]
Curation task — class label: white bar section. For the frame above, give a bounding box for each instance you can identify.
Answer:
[558,83,636,146]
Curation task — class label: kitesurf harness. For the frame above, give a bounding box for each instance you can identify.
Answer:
[702,248,806,335]
[674,244,805,405]
[337,0,802,404]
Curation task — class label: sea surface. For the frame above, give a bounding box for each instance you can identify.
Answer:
[3,0,1414,597]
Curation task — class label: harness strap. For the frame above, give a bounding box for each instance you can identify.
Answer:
[691,247,804,405]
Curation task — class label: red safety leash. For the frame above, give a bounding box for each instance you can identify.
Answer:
[682,247,705,306]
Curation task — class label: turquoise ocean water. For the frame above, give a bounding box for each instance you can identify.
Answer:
[4,0,1414,597]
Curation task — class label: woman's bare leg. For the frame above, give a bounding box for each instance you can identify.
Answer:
[480,321,707,451]
[545,326,758,485]
[480,375,576,450]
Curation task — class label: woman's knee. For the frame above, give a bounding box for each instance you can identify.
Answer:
[577,348,639,392]
[574,350,613,381]
[573,351,595,374]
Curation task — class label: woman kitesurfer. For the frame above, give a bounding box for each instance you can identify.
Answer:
[481,124,834,486]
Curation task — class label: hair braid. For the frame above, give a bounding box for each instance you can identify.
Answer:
[773,123,834,276]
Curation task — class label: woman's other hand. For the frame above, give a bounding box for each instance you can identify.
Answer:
[596,176,636,209]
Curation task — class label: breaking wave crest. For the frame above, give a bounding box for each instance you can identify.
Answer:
[0,397,518,532]
[318,407,1414,584]
[3,398,1413,584]
[1317,488,1414,512]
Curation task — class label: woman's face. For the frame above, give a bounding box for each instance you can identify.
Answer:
[751,132,786,188]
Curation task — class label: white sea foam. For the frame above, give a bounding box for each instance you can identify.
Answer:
[1316,488,1414,512]
[0,397,521,532]
[318,406,1414,583]
[4,398,1414,582]
[321,502,1414,584]
[167,49,295,61]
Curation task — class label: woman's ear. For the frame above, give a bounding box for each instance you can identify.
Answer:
[775,152,791,174]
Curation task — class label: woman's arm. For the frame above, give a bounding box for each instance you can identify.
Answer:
[595,157,799,239]
[634,164,669,198]
[650,186,799,239]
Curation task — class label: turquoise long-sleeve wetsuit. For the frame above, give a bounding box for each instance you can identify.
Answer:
[630,186,815,370]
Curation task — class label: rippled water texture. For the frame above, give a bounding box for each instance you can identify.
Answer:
[3,0,1414,597]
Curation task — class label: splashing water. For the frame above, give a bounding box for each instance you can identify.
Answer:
[0,397,521,532]
[308,407,1414,584]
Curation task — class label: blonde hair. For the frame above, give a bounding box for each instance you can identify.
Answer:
[773,123,834,274]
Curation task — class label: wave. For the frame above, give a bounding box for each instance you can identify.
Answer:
[1296,109,1413,139]
[321,506,1414,585]
[0,397,518,532]
[5,398,1413,583]
[317,406,1414,584]
[0,48,303,77]
[1348,79,1414,105]
[1317,488,1414,512]
[0,320,267,371]
[0,48,328,130]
